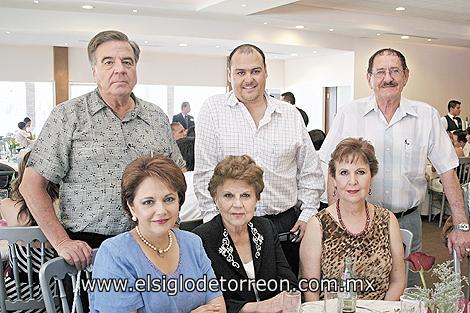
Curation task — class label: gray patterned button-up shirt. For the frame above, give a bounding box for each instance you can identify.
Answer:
[28,89,185,235]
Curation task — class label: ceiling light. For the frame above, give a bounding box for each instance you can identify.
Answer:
[395,7,406,11]
[401,35,409,39]
[132,9,138,13]
[5,31,11,34]
[427,38,432,42]
[179,43,188,47]
[33,0,39,3]
[263,22,268,25]
[376,33,381,36]
[82,5,94,10]
[329,28,334,32]
[290,53,298,57]
[241,4,247,7]
[295,25,304,29]
[215,45,220,48]
[313,51,318,54]
[144,40,148,44]
[64,43,68,45]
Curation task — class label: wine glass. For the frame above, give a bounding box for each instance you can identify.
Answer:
[283,290,301,313]
[456,290,465,313]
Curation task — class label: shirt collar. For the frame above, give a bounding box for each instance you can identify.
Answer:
[363,95,418,118]
[88,88,152,124]
[448,113,456,119]
[226,91,284,114]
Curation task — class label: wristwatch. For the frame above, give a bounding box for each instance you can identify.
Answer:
[453,223,470,232]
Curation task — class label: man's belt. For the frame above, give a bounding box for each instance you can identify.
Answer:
[393,206,418,219]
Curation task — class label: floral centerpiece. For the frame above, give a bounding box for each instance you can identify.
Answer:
[405,252,467,313]
[6,138,19,154]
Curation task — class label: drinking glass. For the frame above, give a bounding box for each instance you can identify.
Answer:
[400,294,426,313]
[455,290,466,313]
[301,302,325,313]
[283,290,301,313]
[323,291,338,313]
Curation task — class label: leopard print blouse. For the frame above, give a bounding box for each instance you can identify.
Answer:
[317,205,392,300]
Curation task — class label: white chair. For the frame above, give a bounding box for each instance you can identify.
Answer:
[437,157,470,227]
[0,226,54,312]
[39,249,97,313]
[400,228,413,281]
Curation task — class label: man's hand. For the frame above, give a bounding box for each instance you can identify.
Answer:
[447,230,470,259]
[56,239,93,270]
[290,220,307,242]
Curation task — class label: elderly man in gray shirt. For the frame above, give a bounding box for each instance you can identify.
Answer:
[20,30,184,269]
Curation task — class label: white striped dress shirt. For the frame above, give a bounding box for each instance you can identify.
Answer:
[319,95,458,213]
[194,92,324,222]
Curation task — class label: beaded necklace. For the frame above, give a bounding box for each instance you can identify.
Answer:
[336,199,370,237]
[136,226,173,256]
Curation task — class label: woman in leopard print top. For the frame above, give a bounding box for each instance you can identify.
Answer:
[300,138,405,301]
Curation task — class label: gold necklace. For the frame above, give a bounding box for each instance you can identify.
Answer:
[135,226,173,255]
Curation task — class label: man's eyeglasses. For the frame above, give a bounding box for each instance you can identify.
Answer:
[370,68,404,79]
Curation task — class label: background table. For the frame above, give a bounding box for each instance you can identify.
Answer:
[307,300,400,313]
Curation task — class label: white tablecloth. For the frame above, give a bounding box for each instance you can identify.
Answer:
[305,300,400,312]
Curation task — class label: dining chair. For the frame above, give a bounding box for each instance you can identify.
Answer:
[0,164,16,199]
[437,157,470,227]
[39,249,97,313]
[0,226,55,312]
[400,228,413,282]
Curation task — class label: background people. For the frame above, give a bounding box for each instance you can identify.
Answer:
[20,30,185,269]
[15,121,34,149]
[171,122,187,141]
[193,155,297,313]
[172,101,195,130]
[319,48,470,287]
[90,155,225,313]
[195,44,324,275]
[301,138,405,301]
[441,100,463,132]
[176,136,201,222]
[281,91,309,127]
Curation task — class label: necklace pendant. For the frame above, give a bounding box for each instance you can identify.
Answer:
[158,248,163,254]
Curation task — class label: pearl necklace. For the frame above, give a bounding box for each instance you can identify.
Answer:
[135,226,173,256]
[336,199,370,237]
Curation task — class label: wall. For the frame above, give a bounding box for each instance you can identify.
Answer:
[0,45,53,81]
[353,38,470,118]
[69,47,285,89]
[284,52,355,131]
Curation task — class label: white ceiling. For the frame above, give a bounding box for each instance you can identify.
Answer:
[0,0,470,59]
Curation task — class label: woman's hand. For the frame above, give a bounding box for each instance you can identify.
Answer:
[240,292,285,313]
[190,303,222,313]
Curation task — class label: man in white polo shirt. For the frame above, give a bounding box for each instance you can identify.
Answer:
[320,48,470,287]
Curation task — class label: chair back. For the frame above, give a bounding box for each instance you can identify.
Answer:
[0,167,15,198]
[308,129,326,150]
[457,157,470,185]
[180,218,203,231]
[0,226,52,312]
[39,249,97,313]
[400,228,413,281]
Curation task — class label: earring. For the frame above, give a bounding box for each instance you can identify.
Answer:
[368,188,372,195]
[131,216,137,222]
[332,186,337,197]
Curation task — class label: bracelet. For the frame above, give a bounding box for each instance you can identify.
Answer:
[55,237,71,248]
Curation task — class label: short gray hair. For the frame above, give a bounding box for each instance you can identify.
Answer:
[87,30,140,66]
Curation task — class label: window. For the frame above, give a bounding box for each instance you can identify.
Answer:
[0,81,54,137]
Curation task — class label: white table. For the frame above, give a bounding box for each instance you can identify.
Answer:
[305,300,400,312]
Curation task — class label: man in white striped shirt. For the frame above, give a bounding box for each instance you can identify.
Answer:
[320,48,470,286]
[194,44,324,275]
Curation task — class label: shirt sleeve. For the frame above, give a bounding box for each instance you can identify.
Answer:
[90,241,143,313]
[27,105,73,184]
[319,107,346,165]
[440,116,448,131]
[429,109,459,174]
[194,236,222,303]
[296,120,324,222]
[194,101,219,223]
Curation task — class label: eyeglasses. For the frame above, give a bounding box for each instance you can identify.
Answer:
[370,68,404,79]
